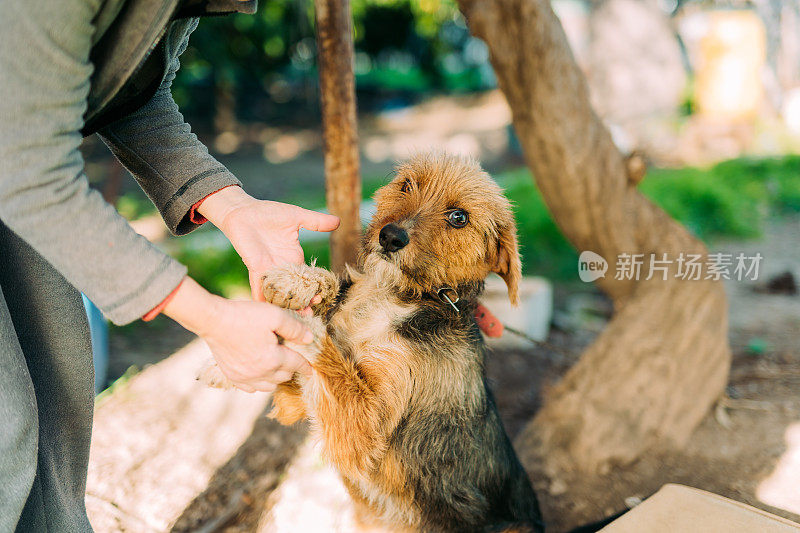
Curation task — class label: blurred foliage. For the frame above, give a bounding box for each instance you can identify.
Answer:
[746,337,769,355]
[642,155,800,239]
[154,155,800,296]
[173,0,493,123]
[169,229,331,299]
[678,75,696,117]
[95,365,139,406]
[116,193,157,220]
[170,232,252,298]
[500,169,580,279]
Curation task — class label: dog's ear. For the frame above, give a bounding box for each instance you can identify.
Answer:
[492,222,522,305]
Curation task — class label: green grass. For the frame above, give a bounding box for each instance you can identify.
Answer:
[500,168,579,279]
[147,154,800,295]
[640,156,800,239]
[169,233,331,299]
[172,235,251,298]
[503,155,800,278]
[95,365,139,406]
[116,191,158,220]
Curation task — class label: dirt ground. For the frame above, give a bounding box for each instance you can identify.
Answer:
[492,218,800,532]
[488,324,800,532]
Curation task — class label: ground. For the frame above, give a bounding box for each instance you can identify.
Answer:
[511,320,800,532]
[508,217,800,531]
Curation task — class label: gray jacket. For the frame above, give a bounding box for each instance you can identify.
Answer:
[0,0,249,325]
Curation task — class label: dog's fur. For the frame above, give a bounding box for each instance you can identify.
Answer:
[200,153,543,532]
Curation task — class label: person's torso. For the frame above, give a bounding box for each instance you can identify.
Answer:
[82,0,256,136]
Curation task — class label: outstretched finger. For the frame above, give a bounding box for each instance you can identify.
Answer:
[296,207,340,233]
[271,307,313,345]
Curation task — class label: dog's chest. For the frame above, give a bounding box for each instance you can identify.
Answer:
[328,281,412,357]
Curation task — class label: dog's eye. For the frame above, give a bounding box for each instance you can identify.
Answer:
[447,209,469,228]
[400,179,412,193]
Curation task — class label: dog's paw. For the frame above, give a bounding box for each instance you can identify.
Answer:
[196,360,235,390]
[262,263,338,312]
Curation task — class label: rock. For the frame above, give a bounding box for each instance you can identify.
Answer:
[754,271,798,295]
[549,479,568,496]
[625,496,643,508]
[258,438,363,532]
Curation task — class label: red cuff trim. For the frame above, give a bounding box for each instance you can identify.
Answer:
[142,279,184,322]
[188,184,240,225]
[475,303,504,338]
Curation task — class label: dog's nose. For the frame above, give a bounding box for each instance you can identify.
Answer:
[379,223,409,252]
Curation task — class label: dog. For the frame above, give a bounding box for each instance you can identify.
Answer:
[201,153,544,532]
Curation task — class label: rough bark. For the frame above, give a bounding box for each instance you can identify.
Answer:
[456,0,731,472]
[315,0,362,272]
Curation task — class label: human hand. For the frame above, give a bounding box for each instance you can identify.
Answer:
[164,277,313,392]
[198,186,339,301]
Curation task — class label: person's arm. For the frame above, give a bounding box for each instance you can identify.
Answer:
[196,186,340,300]
[0,0,187,325]
[163,277,312,392]
[97,18,241,237]
[97,17,340,304]
[0,0,321,393]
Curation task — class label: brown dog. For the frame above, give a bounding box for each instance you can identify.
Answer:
[201,153,543,532]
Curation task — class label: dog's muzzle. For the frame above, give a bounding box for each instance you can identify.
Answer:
[379,223,409,253]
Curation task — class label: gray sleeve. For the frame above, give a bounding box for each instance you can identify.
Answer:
[0,0,187,325]
[98,18,241,236]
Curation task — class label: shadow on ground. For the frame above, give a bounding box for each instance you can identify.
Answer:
[170,413,307,532]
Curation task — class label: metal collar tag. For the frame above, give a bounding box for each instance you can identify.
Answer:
[436,287,460,313]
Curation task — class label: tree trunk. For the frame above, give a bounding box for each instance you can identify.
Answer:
[315,0,362,272]
[456,0,731,473]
